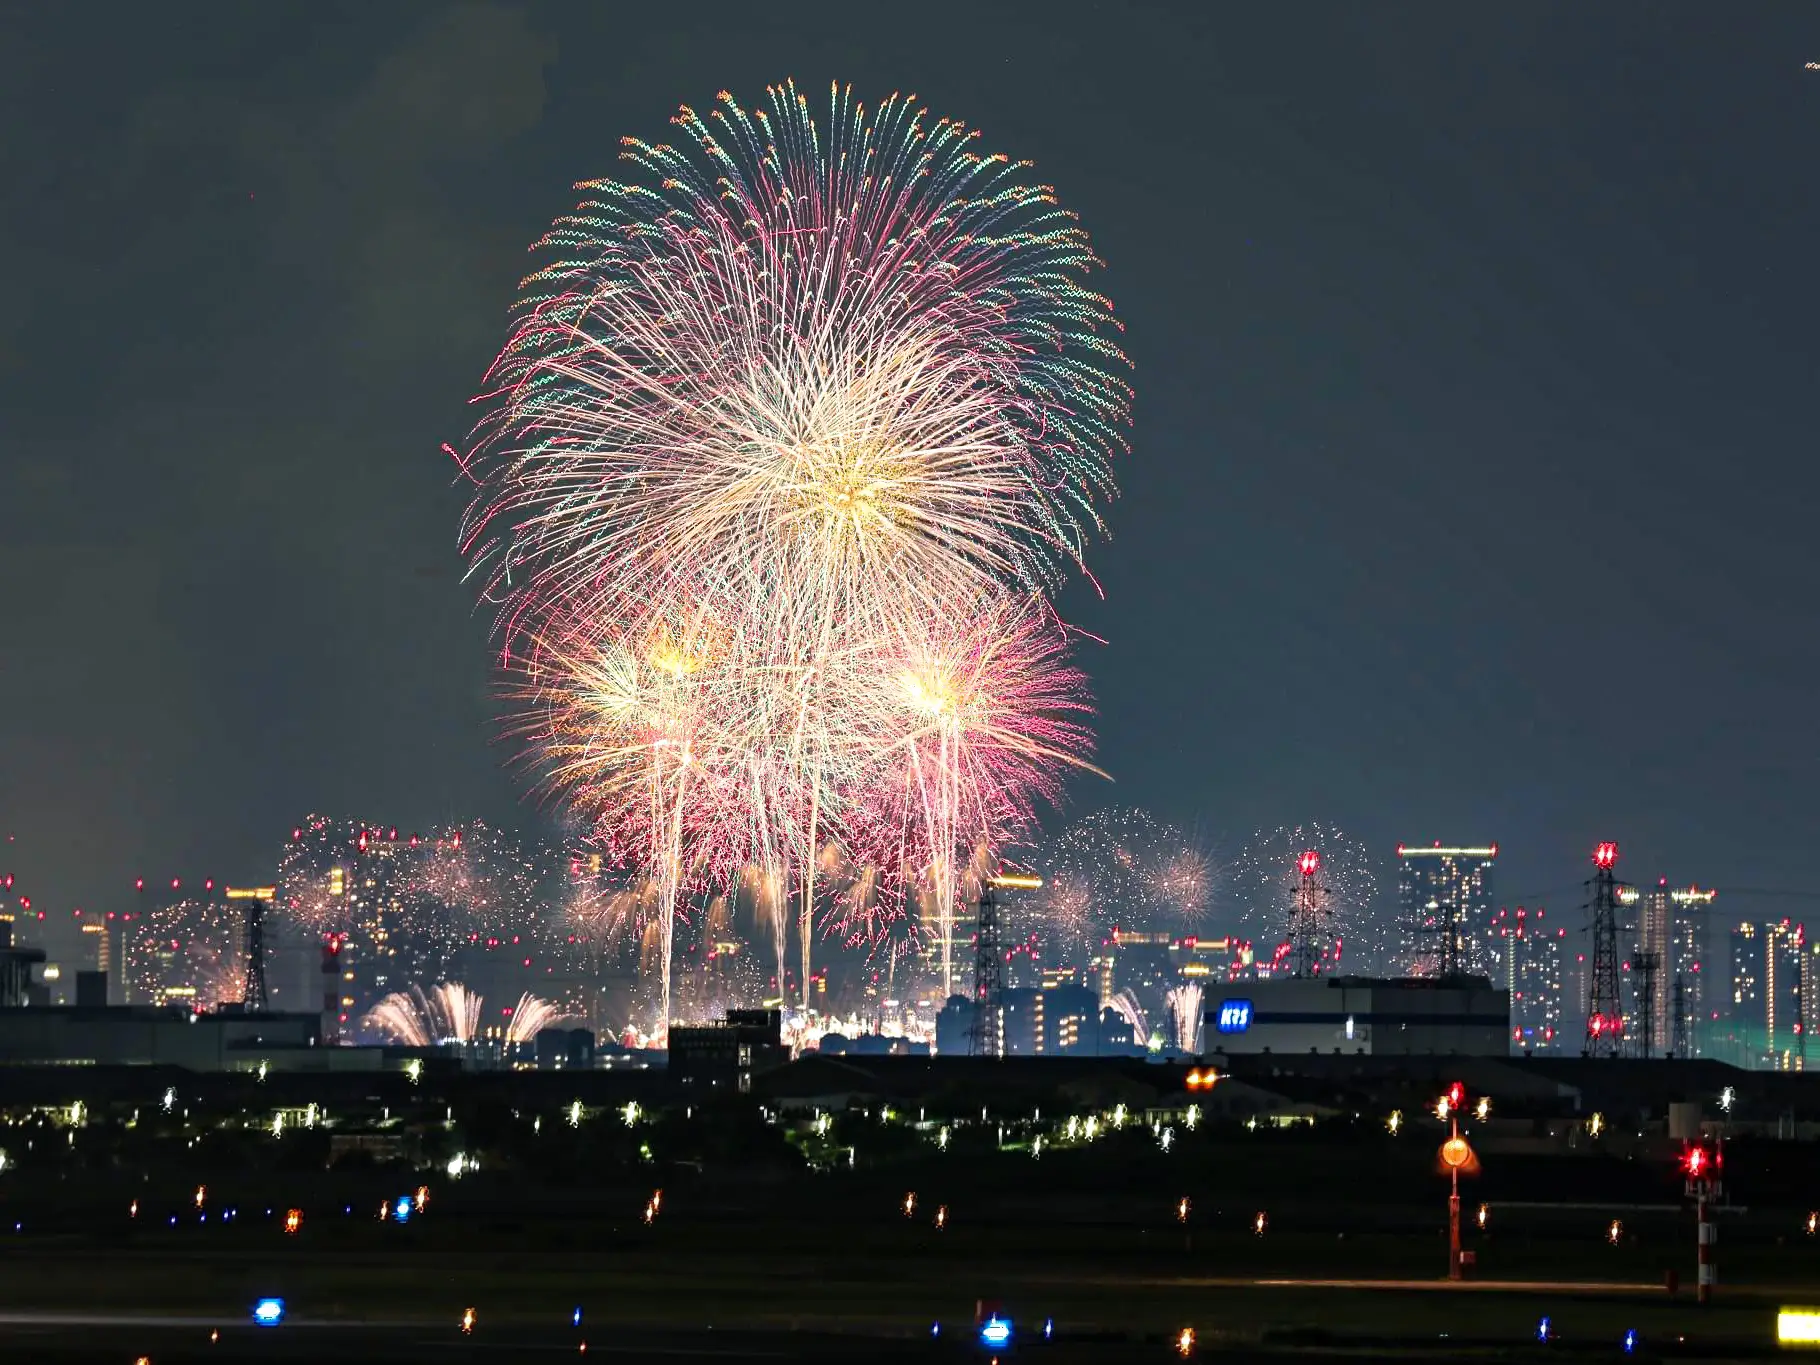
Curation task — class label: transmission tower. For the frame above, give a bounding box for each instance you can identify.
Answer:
[230,886,272,1012]
[1633,950,1658,1060]
[1671,973,1689,1059]
[1585,842,1626,1058]
[1287,850,1329,978]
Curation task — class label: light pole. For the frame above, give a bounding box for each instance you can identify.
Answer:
[1437,1081,1477,1281]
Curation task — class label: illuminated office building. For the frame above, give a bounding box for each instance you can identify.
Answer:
[1628,882,1715,1056]
[1724,918,1815,1070]
[1727,922,1765,1066]
[1487,905,1564,1050]
[1396,844,1498,976]
[1764,919,1811,1072]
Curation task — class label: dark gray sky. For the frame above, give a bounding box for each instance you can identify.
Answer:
[4,3,1817,949]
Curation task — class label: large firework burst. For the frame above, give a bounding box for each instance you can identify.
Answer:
[459,81,1129,643]
[460,83,1129,1033]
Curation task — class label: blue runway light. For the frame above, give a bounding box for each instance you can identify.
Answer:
[252,1298,286,1327]
[1044,1317,1054,1339]
[573,1307,583,1327]
[393,1196,413,1223]
[980,1316,1013,1349]
[1624,1329,1638,1354]
[1537,1316,1551,1343]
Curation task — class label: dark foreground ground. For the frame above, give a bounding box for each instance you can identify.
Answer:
[7,1149,1820,1363]
[0,1305,1811,1365]
[3,1255,1814,1365]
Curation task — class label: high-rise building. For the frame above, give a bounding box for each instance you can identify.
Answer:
[1764,919,1811,1072]
[1721,918,1813,1070]
[998,983,1116,1055]
[1670,890,1714,1055]
[74,910,124,1005]
[1170,935,1238,982]
[1726,921,1765,1067]
[1396,844,1498,976]
[1487,905,1565,1050]
[1623,882,1714,1057]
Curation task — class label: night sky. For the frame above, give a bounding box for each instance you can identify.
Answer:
[4,4,1817,955]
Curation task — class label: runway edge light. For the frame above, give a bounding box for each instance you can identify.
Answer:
[1778,1308,1820,1346]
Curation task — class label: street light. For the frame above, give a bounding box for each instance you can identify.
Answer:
[1436,1080,1479,1280]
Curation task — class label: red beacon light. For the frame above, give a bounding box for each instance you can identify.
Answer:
[1447,1081,1466,1112]
[1298,850,1321,876]
[1594,842,1618,869]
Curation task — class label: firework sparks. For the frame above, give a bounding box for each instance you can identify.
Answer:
[362,983,562,1047]
[1227,823,1381,974]
[1105,987,1150,1046]
[1039,809,1213,958]
[460,83,1129,1033]
[1165,982,1205,1054]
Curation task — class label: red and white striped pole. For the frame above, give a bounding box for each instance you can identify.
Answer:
[1696,1187,1716,1303]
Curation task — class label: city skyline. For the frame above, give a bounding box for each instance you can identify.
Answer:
[16,806,1820,1067]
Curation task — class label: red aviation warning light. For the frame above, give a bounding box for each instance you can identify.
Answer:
[1683,1144,1711,1180]
[1594,842,1618,869]
[1298,850,1320,877]
[1447,1081,1466,1113]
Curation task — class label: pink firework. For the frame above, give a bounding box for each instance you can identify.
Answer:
[461,83,1128,1031]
